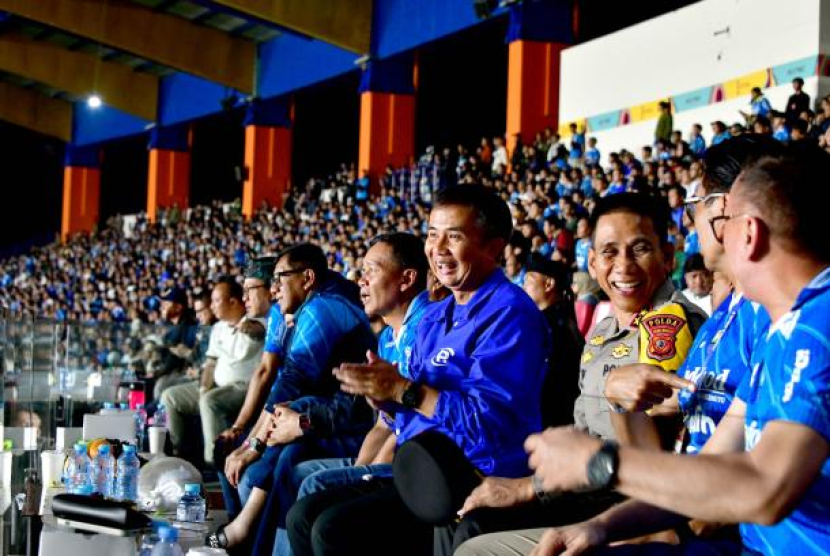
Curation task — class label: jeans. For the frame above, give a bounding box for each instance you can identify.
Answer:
[248,434,365,556]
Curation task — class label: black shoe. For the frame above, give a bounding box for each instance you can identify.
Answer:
[205,525,228,549]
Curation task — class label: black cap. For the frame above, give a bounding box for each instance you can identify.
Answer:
[526,252,569,289]
[393,431,483,525]
[159,286,187,306]
[245,256,277,282]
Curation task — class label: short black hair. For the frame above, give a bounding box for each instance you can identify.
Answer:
[277,243,329,282]
[738,143,830,262]
[433,184,513,243]
[793,77,804,86]
[589,193,670,246]
[703,135,785,194]
[368,233,428,292]
[215,275,243,301]
[683,253,707,274]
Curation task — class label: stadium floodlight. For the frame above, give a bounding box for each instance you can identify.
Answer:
[87,94,103,109]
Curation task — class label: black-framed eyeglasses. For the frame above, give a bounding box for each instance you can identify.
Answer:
[271,268,308,283]
[683,192,726,223]
[708,212,754,243]
[242,284,268,296]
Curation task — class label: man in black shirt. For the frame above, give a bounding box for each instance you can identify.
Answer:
[522,253,584,427]
[785,77,811,126]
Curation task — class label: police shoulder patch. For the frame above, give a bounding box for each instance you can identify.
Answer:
[641,312,687,362]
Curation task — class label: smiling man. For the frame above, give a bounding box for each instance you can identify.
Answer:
[286,185,550,556]
[448,194,705,556]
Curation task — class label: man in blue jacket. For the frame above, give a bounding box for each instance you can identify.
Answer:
[287,184,551,556]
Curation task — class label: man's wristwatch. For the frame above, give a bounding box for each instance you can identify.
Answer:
[586,440,620,490]
[400,381,424,410]
[246,437,266,455]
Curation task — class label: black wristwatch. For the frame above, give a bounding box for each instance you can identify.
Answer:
[247,437,266,455]
[400,381,425,410]
[586,440,620,490]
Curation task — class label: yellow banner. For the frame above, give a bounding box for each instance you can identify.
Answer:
[629,98,669,124]
[722,69,769,100]
[557,118,586,137]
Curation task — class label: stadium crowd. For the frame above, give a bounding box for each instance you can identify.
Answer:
[2,79,829,556]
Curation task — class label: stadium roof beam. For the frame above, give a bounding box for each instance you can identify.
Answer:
[0,32,158,120]
[210,0,372,54]
[0,0,255,92]
[0,81,71,141]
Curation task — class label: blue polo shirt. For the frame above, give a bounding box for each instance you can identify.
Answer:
[738,267,830,553]
[263,303,285,357]
[377,290,431,379]
[394,270,550,477]
[677,292,769,453]
[575,238,591,272]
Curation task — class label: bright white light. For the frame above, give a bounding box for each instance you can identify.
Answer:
[87,94,102,109]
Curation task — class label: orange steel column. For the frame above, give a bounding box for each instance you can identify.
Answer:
[506,39,566,154]
[242,123,292,218]
[147,124,191,222]
[242,96,293,219]
[61,165,100,242]
[358,91,415,190]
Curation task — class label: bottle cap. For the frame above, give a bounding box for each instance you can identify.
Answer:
[74,443,86,454]
[103,402,114,409]
[184,483,201,495]
[158,526,178,541]
[123,444,136,454]
[98,444,110,454]
[119,403,129,410]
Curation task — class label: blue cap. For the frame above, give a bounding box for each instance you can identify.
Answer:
[119,403,128,409]
[103,402,114,409]
[123,445,136,454]
[98,444,110,454]
[158,526,178,541]
[184,483,200,495]
[74,444,86,454]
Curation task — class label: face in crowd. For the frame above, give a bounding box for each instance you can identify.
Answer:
[588,210,672,317]
[425,204,502,301]
[273,256,313,315]
[243,277,272,319]
[358,241,413,319]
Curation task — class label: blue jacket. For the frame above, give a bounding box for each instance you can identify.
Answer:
[394,270,550,477]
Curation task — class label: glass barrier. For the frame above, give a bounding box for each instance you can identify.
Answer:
[0,310,177,554]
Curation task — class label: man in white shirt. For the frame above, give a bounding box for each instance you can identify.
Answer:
[162,277,266,464]
[681,253,714,315]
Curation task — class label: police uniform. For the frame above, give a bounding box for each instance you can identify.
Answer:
[574,281,707,440]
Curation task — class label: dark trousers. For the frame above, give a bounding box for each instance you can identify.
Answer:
[435,490,626,556]
[286,478,433,556]
[250,434,365,556]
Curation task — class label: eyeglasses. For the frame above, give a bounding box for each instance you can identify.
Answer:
[242,284,268,296]
[683,192,726,222]
[271,268,308,284]
[708,212,756,243]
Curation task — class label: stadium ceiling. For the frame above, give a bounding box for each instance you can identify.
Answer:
[0,0,372,140]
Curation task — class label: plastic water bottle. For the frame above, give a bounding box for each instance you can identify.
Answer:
[176,483,206,523]
[150,526,184,556]
[69,443,92,495]
[92,444,116,497]
[115,445,140,502]
[135,404,148,450]
[139,520,166,556]
[153,404,168,429]
[119,402,130,412]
